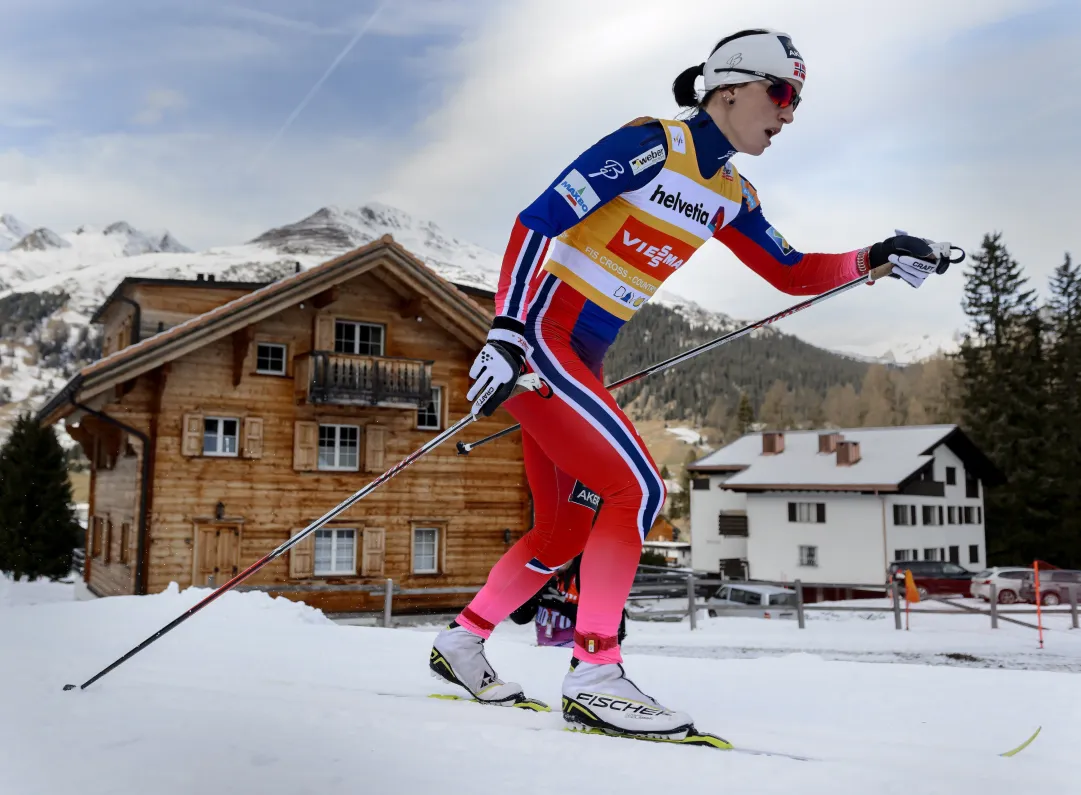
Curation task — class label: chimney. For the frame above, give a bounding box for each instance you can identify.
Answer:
[294,262,301,274]
[207,274,215,283]
[196,273,205,282]
[836,440,861,466]
[818,432,843,454]
[761,431,785,455]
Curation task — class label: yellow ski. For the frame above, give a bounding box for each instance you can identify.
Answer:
[1000,726,1041,757]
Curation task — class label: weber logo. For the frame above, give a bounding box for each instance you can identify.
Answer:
[648,185,710,226]
[568,480,601,512]
[575,692,666,717]
[629,144,665,175]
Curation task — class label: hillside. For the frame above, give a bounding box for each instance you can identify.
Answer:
[0,203,876,446]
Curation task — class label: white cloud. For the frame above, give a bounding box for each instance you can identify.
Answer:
[132,89,189,126]
[375,0,1076,357]
[0,129,399,248]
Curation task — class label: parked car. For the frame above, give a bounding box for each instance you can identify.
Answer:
[706,583,797,619]
[887,561,976,599]
[969,567,1033,603]
[1018,569,1081,606]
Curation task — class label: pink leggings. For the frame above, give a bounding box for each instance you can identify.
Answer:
[454,277,666,663]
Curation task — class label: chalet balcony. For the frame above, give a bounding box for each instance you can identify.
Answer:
[297,351,433,409]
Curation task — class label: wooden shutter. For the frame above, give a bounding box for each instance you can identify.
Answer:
[787,503,797,522]
[362,528,385,576]
[816,503,826,523]
[103,519,113,564]
[181,413,203,457]
[364,425,386,473]
[293,421,318,471]
[314,315,335,351]
[243,417,264,459]
[289,528,315,578]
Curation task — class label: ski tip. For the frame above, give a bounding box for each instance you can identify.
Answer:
[62,684,76,691]
[1000,726,1041,758]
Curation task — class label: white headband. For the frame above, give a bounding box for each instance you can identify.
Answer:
[703,30,806,91]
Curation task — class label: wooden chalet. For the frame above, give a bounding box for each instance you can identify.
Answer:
[37,235,530,614]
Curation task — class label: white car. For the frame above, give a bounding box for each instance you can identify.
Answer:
[969,567,1032,604]
[706,583,797,619]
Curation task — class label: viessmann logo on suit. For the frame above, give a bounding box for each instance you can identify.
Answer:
[607,216,694,273]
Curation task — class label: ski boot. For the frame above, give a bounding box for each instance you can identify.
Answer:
[561,657,694,740]
[430,622,545,709]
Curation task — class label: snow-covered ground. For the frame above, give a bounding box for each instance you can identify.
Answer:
[3,576,1078,794]
[664,425,705,446]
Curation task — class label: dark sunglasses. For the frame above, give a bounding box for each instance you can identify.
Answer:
[712,67,802,110]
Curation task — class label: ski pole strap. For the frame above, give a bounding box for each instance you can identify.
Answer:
[574,630,619,654]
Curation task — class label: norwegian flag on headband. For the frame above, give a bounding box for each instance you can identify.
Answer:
[793,61,806,80]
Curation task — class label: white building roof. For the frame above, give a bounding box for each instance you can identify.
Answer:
[689,425,960,491]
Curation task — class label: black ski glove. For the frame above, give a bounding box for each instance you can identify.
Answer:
[865,232,954,288]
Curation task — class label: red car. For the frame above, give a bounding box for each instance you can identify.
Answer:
[887,561,977,599]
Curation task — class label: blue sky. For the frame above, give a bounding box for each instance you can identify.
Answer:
[2,0,1079,359]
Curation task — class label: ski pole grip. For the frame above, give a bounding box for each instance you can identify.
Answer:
[869,261,894,281]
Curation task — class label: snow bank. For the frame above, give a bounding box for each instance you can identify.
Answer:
[2,580,1078,795]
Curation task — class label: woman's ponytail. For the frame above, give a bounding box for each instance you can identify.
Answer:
[672,63,704,108]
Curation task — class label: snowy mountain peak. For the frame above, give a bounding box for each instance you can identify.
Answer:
[248,203,502,291]
[157,232,191,253]
[12,228,71,252]
[0,214,32,251]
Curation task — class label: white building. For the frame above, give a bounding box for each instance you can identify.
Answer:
[688,426,1002,584]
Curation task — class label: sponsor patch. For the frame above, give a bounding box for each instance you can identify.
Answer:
[568,480,601,512]
[707,206,725,234]
[667,125,686,154]
[741,178,760,212]
[607,216,694,274]
[629,144,665,175]
[648,184,711,227]
[612,285,646,308]
[777,35,802,61]
[766,225,794,255]
[793,61,806,80]
[587,159,624,180]
[554,169,600,219]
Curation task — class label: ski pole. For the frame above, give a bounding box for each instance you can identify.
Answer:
[63,374,543,692]
[457,264,896,456]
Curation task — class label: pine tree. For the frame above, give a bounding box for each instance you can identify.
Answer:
[1045,253,1081,567]
[735,391,755,435]
[956,233,1040,565]
[0,413,82,580]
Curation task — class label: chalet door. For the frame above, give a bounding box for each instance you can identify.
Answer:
[194,524,241,588]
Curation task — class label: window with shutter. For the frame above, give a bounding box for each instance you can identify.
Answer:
[288,528,314,578]
[181,413,204,457]
[293,422,318,471]
[243,417,264,459]
[362,528,385,576]
[365,425,386,473]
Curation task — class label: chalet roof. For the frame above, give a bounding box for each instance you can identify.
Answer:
[37,235,493,426]
[88,275,495,325]
[89,276,274,323]
[688,425,1004,492]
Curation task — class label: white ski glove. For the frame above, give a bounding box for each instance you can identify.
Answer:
[867,229,955,288]
[467,329,528,417]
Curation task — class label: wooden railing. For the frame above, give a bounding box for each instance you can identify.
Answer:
[297,351,433,408]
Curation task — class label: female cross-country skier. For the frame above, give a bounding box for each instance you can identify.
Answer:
[429,28,952,739]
